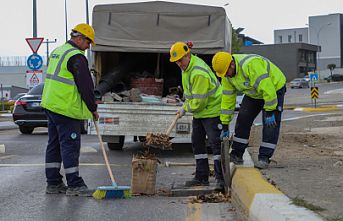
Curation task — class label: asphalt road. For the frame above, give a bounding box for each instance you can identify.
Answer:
[0,82,341,221]
[0,129,238,221]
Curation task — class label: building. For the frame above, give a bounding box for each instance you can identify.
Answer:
[240,43,318,81]
[274,28,308,44]
[274,13,343,71]
[308,13,343,70]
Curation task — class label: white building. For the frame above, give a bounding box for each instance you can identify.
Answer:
[274,13,343,71]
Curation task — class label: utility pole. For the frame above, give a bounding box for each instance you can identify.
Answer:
[85,0,92,68]
[33,0,37,37]
[43,39,57,65]
[65,0,68,42]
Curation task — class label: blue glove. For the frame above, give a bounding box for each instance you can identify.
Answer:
[220,124,229,140]
[264,111,277,128]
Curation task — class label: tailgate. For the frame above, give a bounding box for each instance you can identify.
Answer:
[88,102,192,138]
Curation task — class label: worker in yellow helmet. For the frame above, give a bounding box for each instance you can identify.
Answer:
[212,52,286,169]
[170,41,224,190]
[41,23,98,196]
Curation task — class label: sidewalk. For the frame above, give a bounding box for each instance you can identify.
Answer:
[247,112,343,220]
[0,113,17,130]
[231,152,324,221]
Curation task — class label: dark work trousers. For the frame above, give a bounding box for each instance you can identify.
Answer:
[45,109,86,187]
[231,86,286,160]
[192,116,223,181]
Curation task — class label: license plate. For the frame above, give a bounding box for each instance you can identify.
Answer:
[31,102,40,107]
[176,122,190,133]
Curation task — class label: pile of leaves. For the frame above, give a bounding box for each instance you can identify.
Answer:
[145,132,172,150]
[189,192,231,203]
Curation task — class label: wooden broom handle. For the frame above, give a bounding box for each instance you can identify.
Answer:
[93,120,116,184]
[165,113,180,136]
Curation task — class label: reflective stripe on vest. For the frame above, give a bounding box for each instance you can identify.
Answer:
[45,48,77,85]
[184,66,221,100]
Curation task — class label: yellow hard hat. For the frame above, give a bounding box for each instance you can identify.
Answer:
[169,42,190,62]
[72,23,95,45]
[212,52,233,78]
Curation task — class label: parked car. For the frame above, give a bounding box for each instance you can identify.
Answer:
[324,74,343,82]
[12,84,47,134]
[289,78,309,88]
[303,75,310,82]
[8,93,27,113]
[236,91,244,110]
[12,83,87,134]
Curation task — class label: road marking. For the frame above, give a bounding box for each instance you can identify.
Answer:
[185,202,202,221]
[0,144,5,153]
[80,146,97,153]
[0,163,128,167]
[0,155,15,160]
[254,113,335,126]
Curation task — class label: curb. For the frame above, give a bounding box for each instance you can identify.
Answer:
[230,152,324,221]
[294,104,342,112]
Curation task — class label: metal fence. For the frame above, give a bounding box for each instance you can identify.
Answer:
[0,56,47,66]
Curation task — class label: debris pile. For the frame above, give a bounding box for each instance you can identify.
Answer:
[145,132,172,150]
[189,192,231,203]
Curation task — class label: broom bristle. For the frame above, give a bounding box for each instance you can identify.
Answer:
[93,189,132,200]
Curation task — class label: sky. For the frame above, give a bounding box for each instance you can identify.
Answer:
[1,0,342,57]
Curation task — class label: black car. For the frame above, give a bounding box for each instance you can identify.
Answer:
[324,74,343,82]
[12,83,88,134]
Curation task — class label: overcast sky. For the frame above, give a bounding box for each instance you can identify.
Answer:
[1,0,342,56]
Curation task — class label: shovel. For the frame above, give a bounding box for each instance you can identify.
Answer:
[145,113,181,150]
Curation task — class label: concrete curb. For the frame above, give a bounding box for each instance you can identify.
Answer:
[294,104,342,112]
[231,152,324,221]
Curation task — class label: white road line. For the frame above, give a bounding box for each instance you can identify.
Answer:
[0,144,5,153]
[254,113,335,126]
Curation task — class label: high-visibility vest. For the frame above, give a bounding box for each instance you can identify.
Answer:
[182,54,222,119]
[41,43,93,120]
[221,54,286,125]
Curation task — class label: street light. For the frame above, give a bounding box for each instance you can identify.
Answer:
[65,0,68,42]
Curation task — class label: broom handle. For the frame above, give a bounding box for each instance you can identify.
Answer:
[93,120,117,185]
[165,113,180,136]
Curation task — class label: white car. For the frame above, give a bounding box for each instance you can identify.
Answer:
[236,92,244,110]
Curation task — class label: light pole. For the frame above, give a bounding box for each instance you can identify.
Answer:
[65,0,68,42]
[33,0,37,37]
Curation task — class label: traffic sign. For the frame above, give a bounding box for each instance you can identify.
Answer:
[26,70,43,88]
[27,54,43,70]
[309,72,319,82]
[311,87,319,99]
[26,37,44,53]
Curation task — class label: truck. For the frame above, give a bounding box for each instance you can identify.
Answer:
[88,1,232,150]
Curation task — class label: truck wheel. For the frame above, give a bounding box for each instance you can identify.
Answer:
[19,126,34,134]
[107,136,125,150]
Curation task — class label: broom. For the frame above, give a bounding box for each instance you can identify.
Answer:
[92,120,131,200]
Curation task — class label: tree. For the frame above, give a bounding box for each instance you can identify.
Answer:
[231,28,243,54]
[327,64,336,78]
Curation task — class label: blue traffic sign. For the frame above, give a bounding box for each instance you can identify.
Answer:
[27,54,43,70]
[309,72,319,82]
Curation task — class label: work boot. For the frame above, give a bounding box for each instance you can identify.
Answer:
[230,153,243,165]
[46,183,68,194]
[254,158,270,169]
[214,179,225,191]
[184,178,209,187]
[66,185,94,197]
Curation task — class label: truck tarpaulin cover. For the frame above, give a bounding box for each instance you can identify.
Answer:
[92,1,232,54]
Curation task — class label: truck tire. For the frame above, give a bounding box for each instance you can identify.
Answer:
[19,126,34,134]
[107,136,125,150]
